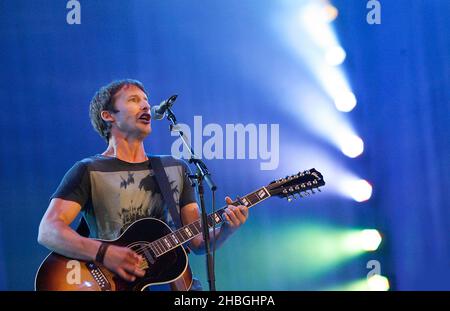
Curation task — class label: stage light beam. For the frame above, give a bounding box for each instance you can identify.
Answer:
[323,4,338,22]
[359,229,382,251]
[325,46,346,66]
[368,274,390,291]
[334,91,357,112]
[343,229,382,253]
[341,179,373,202]
[324,275,390,291]
[339,134,364,158]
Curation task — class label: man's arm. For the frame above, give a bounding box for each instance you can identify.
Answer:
[38,198,99,260]
[38,198,145,282]
[181,197,249,255]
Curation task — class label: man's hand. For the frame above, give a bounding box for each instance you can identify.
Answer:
[222,196,249,233]
[102,245,146,282]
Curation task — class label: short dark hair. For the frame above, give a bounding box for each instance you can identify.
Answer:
[89,79,148,143]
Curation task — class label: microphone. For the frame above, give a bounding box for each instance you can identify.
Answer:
[150,95,178,120]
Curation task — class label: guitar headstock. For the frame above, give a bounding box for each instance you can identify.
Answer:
[267,168,325,201]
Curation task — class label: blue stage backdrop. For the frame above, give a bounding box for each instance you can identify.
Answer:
[0,0,449,290]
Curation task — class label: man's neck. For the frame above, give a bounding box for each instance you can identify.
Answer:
[102,136,148,163]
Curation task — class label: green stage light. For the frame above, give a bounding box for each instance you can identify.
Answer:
[190,220,383,289]
[325,275,390,291]
[343,229,382,252]
[368,274,390,291]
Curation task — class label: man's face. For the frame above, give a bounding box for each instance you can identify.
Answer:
[107,84,152,140]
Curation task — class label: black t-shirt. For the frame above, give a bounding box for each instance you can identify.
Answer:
[51,154,197,240]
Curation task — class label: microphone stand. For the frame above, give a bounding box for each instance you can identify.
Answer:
[164,107,217,291]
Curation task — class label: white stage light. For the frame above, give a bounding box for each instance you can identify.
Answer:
[347,179,372,202]
[339,134,364,158]
[326,46,346,66]
[334,91,357,112]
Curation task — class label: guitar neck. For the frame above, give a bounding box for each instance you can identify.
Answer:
[149,186,272,257]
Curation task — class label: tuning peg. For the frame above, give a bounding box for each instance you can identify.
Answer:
[317,187,322,192]
[287,195,293,202]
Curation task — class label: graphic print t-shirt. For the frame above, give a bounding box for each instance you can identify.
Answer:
[51,155,197,240]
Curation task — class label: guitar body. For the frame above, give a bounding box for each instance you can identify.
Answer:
[35,218,193,291]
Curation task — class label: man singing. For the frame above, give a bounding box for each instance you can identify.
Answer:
[38,79,249,290]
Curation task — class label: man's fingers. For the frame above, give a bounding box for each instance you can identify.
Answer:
[238,205,249,218]
[225,196,248,216]
[135,268,146,277]
[118,268,136,282]
[234,207,248,223]
[224,212,235,226]
[223,196,249,228]
[223,213,231,224]
[225,196,233,204]
[123,263,145,277]
[225,208,239,226]
[125,250,142,265]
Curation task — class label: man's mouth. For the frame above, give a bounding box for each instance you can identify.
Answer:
[138,113,151,123]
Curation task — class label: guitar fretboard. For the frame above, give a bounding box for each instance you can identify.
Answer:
[147,186,271,258]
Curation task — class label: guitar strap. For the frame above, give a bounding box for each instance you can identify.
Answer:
[149,155,192,265]
[148,155,183,230]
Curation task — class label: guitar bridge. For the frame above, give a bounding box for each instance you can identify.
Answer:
[86,262,112,291]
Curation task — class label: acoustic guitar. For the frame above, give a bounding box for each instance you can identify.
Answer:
[35,168,325,291]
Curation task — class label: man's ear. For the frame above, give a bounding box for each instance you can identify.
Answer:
[101,110,115,123]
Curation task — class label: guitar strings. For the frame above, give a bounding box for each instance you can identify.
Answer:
[110,181,318,265]
[127,205,241,261]
[130,216,226,259]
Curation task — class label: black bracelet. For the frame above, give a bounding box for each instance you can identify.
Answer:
[95,242,110,264]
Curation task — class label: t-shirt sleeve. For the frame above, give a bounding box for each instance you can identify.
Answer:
[179,160,198,208]
[50,161,91,209]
